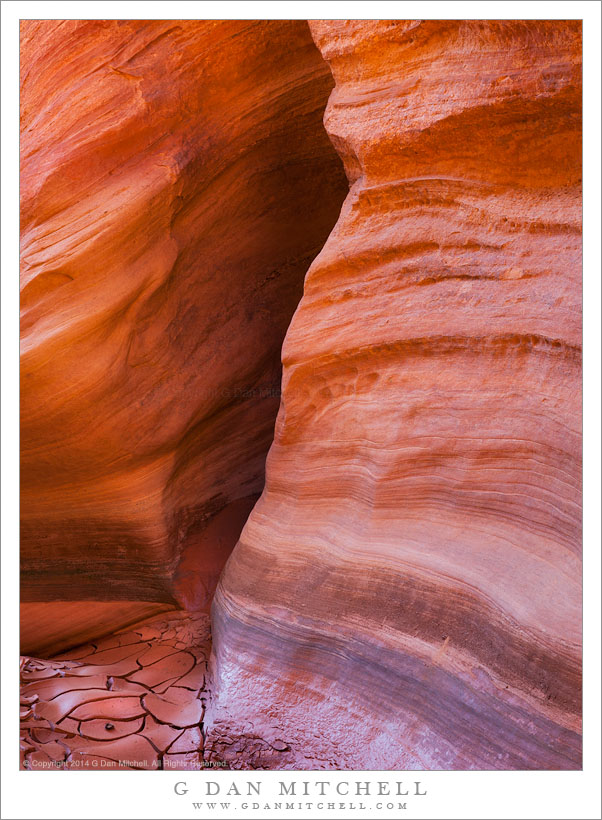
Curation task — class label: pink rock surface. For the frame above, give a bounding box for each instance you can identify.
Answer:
[208,20,582,770]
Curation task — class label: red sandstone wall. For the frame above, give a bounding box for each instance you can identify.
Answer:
[20,20,347,622]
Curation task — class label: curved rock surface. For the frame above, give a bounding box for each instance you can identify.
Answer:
[20,20,347,616]
[20,601,175,657]
[209,20,582,769]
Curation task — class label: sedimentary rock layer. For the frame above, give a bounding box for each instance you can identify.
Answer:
[20,602,175,657]
[209,20,582,769]
[20,20,347,609]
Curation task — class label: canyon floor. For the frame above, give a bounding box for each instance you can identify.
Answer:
[20,612,215,771]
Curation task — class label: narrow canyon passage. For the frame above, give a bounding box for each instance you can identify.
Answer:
[20,19,582,772]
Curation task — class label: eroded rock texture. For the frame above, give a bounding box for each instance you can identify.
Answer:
[209,21,582,770]
[20,21,347,625]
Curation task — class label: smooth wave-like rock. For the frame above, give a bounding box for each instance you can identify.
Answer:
[208,20,582,770]
[20,20,347,624]
[20,601,176,657]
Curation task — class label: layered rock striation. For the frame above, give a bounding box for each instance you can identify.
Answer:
[20,20,347,627]
[209,20,582,769]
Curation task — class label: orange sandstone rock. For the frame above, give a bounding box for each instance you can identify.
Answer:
[20,601,175,656]
[20,21,347,625]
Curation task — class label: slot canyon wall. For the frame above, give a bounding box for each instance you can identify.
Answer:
[208,20,582,770]
[20,20,347,653]
[20,19,582,771]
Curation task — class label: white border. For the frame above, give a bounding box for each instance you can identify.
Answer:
[2,3,600,819]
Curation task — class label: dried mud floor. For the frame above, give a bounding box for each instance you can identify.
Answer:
[20,611,215,770]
